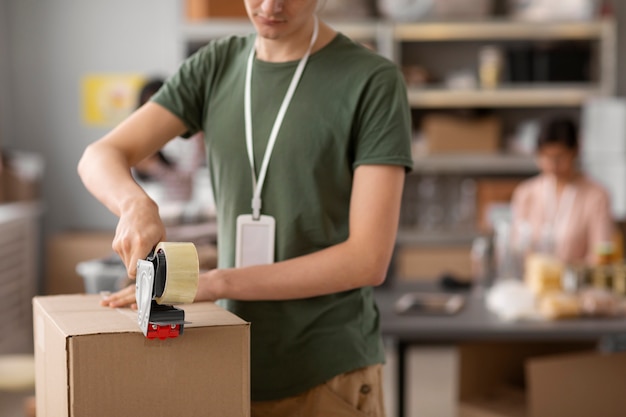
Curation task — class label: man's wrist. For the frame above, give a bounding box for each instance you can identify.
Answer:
[118,193,157,216]
[196,269,227,302]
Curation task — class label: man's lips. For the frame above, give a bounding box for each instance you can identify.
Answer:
[255,14,287,26]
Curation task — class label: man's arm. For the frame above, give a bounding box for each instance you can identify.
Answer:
[196,164,405,301]
[103,164,404,307]
[77,102,189,278]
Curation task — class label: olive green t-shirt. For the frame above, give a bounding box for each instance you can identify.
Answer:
[153,33,413,401]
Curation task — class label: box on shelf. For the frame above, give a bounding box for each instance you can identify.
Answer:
[33,295,250,417]
[422,114,501,155]
[0,151,43,203]
[45,231,116,295]
[186,0,248,20]
[396,245,472,281]
[476,179,524,232]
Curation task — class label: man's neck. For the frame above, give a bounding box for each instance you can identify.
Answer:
[255,20,335,63]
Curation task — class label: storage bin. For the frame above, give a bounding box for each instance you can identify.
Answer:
[75,257,127,294]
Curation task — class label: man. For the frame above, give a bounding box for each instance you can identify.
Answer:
[78,0,412,415]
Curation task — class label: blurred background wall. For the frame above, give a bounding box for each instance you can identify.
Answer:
[0,0,626,236]
[0,0,181,233]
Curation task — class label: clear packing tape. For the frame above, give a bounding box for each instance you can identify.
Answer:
[154,242,199,305]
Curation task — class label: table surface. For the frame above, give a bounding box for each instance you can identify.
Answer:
[375,284,626,342]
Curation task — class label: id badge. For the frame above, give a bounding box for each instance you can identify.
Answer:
[235,214,276,268]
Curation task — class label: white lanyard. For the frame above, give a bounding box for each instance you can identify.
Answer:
[244,17,319,220]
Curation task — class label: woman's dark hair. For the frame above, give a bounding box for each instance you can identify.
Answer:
[137,78,165,108]
[134,78,172,180]
[537,118,579,151]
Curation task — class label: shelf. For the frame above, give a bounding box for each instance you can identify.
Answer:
[411,154,537,174]
[407,85,603,108]
[181,19,381,42]
[181,19,613,42]
[396,229,480,246]
[181,19,254,41]
[395,19,611,41]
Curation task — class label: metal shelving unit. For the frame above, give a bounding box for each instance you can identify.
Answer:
[394,20,611,41]
[179,18,616,103]
[412,154,537,174]
[396,19,616,103]
[396,229,479,246]
[408,84,604,108]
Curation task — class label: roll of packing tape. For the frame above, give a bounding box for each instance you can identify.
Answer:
[155,242,199,305]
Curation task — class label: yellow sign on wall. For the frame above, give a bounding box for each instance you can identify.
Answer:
[82,74,145,127]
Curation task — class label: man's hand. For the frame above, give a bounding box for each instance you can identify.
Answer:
[101,284,137,309]
[113,196,166,279]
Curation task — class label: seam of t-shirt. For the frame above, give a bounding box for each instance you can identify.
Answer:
[352,156,414,171]
[151,99,199,138]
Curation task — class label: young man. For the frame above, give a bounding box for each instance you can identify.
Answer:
[78,0,412,415]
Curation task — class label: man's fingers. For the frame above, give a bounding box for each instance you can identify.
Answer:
[129,247,150,278]
[100,284,136,308]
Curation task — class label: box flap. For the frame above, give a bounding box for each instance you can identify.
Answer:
[33,295,248,337]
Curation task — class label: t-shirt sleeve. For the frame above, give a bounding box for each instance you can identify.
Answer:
[151,43,216,137]
[352,64,413,172]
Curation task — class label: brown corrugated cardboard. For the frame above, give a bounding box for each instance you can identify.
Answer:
[396,245,472,281]
[186,0,248,20]
[476,179,524,232]
[459,388,527,417]
[422,114,501,154]
[45,231,116,294]
[33,295,250,417]
[0,165,39,203]
[526,351,626,417]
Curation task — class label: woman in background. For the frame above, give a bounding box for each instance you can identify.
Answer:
[511,117,615,265]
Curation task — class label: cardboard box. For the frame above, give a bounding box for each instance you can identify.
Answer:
[457,342,622,417]
[45,231,116,295]
[0,151,43,203]
[186,0,248,20]
[476,179,524,232]
[526,351,626,417]
[396,245,472,281]
[33,295,250,417]
[0,165,39,203]
[459,388,527,417]
[422,114,501,154]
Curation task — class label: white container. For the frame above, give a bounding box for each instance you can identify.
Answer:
[377,0,433,22]
[76,258,128,294]
[582,98,626,156]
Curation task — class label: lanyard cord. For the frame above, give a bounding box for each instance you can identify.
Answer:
[244,16,319,220]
